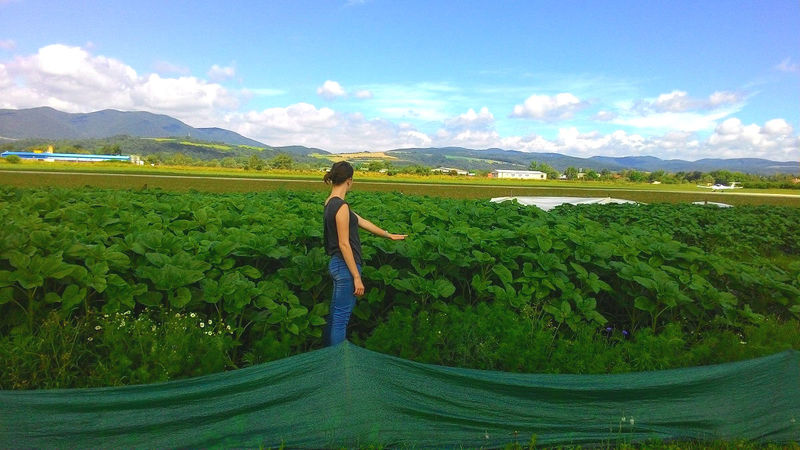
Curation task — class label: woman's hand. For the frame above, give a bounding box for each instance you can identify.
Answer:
[354,276,365,297]
[387,233,407,240]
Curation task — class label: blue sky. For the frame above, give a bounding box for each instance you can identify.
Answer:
[1,0,798,160]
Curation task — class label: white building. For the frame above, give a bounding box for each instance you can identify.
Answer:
[491,169,547,180]
[432,167,469,175]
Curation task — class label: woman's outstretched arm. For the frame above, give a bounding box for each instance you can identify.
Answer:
[353,212,407,240]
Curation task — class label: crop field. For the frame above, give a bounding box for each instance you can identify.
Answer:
[1,184,798,393]
[2,167,800,207]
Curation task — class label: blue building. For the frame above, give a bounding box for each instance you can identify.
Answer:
[1,151,132,162]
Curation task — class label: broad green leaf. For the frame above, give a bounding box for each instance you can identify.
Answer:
[49,263,75,280]
[168,287,192,308]
[0,270,13,288]
[536,235,552,252]
[105,251,130,269]
[634,296,656,313]
[492,265,513,286]
[0,287,13,305]
[433,278,456,298]
[238,265,261,279]
[288,305,308,320]
[12,270,44,289]
[633,276,656,291]
[60,284,85,312]
[145,252,170,268]
[137,291,163,307]
[7,251,30,270]
[569,262,588,279]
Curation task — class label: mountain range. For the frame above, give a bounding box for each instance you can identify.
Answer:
[0,107,263,147]
[386,147,798,175]
[1,107,796,175]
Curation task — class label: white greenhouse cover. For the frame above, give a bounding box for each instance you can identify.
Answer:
[490,196,638,211]
[692,201,733,207]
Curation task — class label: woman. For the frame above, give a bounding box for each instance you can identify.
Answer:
[323,161,406,346]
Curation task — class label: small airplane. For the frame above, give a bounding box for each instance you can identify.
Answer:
[697,182,742,191]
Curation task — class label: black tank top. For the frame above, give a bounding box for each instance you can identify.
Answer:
[323,197,362,265]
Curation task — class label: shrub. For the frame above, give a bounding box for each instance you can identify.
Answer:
[363,303,800,375]
[0,310,237,389]
[3,154,21,163]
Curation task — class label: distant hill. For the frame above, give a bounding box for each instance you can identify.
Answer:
[0,135,329,165]
[0,107,265,147]
[1,107,795,174]
[386,147,798,175]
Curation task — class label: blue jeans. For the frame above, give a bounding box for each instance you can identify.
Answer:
[325,256,362,346]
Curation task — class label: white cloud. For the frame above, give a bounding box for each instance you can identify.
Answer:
[0,44,795,161]
[208,64,235,82]
[776,57,800,73]
[224,102,432,151]
[153,60,190,75]
[644,90,743,113]
[610,90,745,132]
[317,80,346,99]
[510,93,585,121]
[0,39,15,50]
[362,82,457,122]
[762,118,793,135]
[707,117,798,159]
[443,107,494,131]
[354,89,373,99]
[244,87,285,97]
[593,110,617,121]
[651,90,693,112]
[0,44,239,125]
[612,109,736,132]
[432,107,499,149]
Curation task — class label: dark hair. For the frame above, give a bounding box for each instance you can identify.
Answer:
[323,161,354,185]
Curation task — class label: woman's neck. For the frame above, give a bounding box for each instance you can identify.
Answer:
[330,184,347,200]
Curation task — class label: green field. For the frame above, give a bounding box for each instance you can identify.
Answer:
[1,178,798,446]
[1,161,799,206]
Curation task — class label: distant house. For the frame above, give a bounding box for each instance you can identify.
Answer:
[490,169,547,180]
[432,167,468,175]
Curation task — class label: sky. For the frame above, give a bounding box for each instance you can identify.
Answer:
[0,0,798,161]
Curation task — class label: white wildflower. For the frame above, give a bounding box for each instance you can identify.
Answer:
[226,325,231,331]
[87,337,93,342]
[175,312,180,318]
[95,325,102,331]
[190,312,196,318]
[208,319,212,325]
[629,418,635,425]
[740,341,747,345]
[199,322,205,328]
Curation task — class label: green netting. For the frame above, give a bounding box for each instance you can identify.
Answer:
[1,342,798,448]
